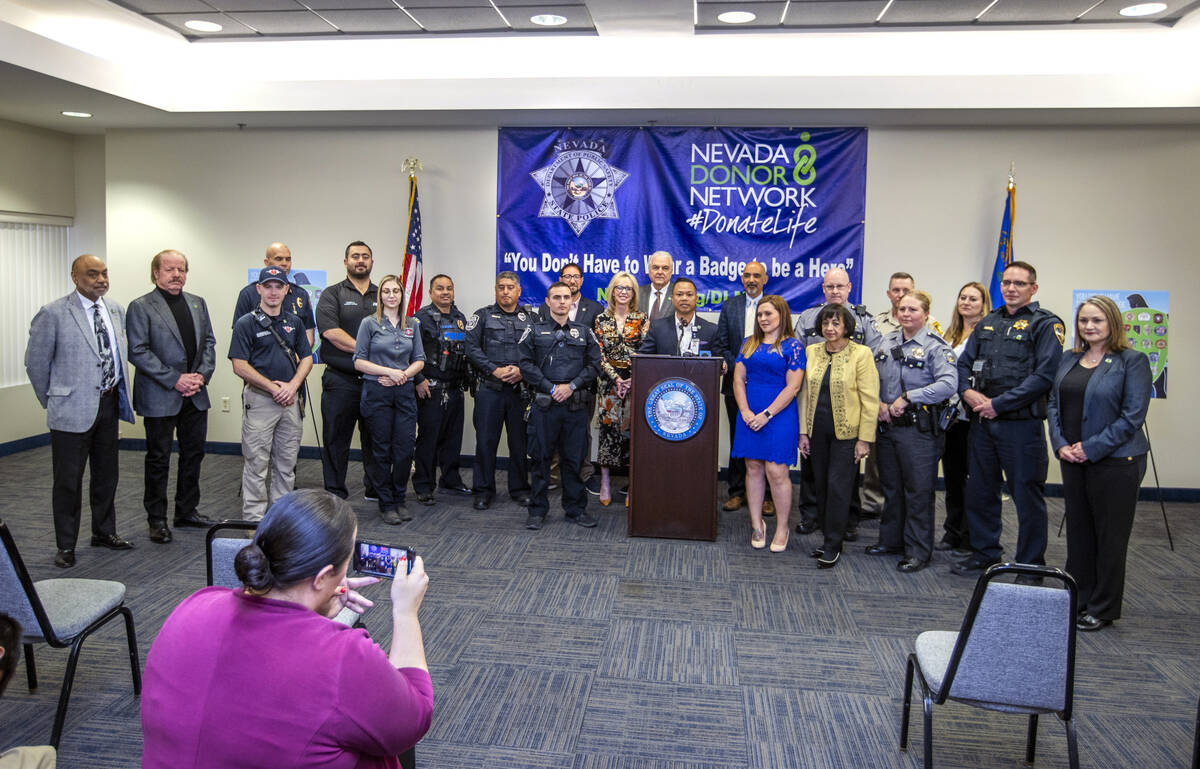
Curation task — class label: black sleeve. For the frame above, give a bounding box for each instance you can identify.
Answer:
[465,309,495,375]
[232,285,254,329]
[315,284,340,337]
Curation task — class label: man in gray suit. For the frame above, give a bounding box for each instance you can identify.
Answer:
[637,250,676,321]
[26,254,136,568]
[127,250,218,544]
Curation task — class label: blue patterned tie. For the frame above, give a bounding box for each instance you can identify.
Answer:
[93,303,116,390]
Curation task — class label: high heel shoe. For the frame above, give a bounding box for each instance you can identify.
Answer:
[600,493,612,506]
[769,532,789,553]
[751,526,767,549]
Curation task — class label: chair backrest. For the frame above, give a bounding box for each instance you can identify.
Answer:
[0,520,56,643]
[941,564,1077,715]
[205,522,258,589]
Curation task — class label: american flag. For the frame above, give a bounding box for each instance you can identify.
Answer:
[401,174,424,316]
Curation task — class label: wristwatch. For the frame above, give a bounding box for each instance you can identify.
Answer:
[763,409,773,420]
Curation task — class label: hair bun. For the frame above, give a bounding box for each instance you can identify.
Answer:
[234,543,275,593]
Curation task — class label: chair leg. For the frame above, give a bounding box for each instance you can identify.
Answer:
[49,635,87,748]
[923,692,935,769]
[23,643,37,690]
[1024,713,1038,765]
[1062,713,1079,769]
[120,607,142,694]
[901,656,915,750]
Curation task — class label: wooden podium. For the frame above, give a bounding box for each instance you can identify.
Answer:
[628,354,721,541]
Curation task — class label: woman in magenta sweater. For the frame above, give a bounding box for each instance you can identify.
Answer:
[141,489,432,769]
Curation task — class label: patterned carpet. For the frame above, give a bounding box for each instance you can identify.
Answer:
[0,446,1196,768]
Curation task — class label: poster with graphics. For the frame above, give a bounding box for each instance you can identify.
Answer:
[1071,289,1168,398]
[496,127,867,312]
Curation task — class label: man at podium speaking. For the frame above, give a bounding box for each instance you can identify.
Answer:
[638,278,725,360]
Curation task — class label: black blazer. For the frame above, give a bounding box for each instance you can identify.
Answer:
[1047,348,1151,461]
[638,314,725,359]
[716,293,754,395]
[539,296,604,332]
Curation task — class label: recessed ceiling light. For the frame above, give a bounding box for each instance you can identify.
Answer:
[717,10,757,24]
[530,13,567,26]
[1119,2,1167,16]
[61,111,92,118]
[184,19,223,32]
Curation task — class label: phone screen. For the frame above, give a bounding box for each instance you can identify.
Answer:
[354,540,415,579]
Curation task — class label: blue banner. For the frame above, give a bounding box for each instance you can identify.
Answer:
[496,127,867,312]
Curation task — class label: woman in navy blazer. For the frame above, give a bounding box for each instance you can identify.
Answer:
[1047,295,1151,632]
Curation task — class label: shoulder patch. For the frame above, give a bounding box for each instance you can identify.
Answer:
[1053,322,1065,345]
[466,313,479,331]
[520,326,531,343]
[943,349,957,364]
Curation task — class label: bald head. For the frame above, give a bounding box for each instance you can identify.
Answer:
[71,254,109,302]
[821,267,851,306]
[741,261,767,298]
[264,242,292,275]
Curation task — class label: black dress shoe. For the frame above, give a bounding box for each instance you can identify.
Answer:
[795,520,818,535]
[473,496,492,510]
[816,550,840,568]
[843,526,858,542]
[566,511,598,528]
[933,538,961,552]
[1076,614,1112,632]
[513,494,532,507]
[865,544,902,556]
[380,508,404,525]
[439,483,473,496]
[54,549,76,568]
[950,554,999,577]
[525,515,544,530]
[90,533,134,550]
[809,547,825,559]
[897,559,928,573]
[415,492,436,506]
[396,504,413,522]
[173,512,218,528]
[148,524,173,544]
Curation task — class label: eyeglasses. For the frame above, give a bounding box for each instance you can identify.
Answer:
[612,286,633,293]
[823,283,849,291]
[1000,280,1031,288]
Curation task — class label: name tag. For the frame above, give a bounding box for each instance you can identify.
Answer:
[255,331,271,338]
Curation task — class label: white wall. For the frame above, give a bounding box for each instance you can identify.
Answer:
[87,124,1200,488]
[0,118,74,218]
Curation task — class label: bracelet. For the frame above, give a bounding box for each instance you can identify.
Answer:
[763,409,773,420]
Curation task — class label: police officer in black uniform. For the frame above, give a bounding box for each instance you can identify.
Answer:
[232,242,316,346]
[952,261,1064,576]
[412,273,473,504]
[466,271,536,510]
[793,266,882,538]
[315,241,378,501]
[519,281,603,530]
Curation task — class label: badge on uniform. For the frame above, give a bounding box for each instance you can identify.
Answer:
[466,314,479,330]
[1053,322,1066,345]
[402,327,414,337]
[518,312,527,321]
[912,347,925,359]
[569,327,580,339]
[943,350,956,364]
[1013,319,1029,331]
[457,319,465,330]
[282,324,295,334]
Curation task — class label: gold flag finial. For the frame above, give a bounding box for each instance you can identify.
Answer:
[402,157,423,178]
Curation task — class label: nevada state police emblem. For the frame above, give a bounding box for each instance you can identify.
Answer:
[530,140,629,236]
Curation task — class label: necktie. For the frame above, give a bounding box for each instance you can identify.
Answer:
[650,290,662,319]
[744,297,757,337]
[93,303,116,390]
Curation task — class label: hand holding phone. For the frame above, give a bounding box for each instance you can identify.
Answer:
[354,539,416,580]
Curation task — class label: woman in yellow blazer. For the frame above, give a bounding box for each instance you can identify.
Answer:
[798,304,880,568]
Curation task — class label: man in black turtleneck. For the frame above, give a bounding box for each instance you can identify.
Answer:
[127,249,218,544]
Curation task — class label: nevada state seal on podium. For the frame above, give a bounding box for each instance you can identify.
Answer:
[629,354,721,540]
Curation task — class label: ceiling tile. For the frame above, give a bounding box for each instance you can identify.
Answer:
[783,1,888,26]
[226,9,340,31]
[305,0,399,8]
[318,9,424,31]
[505,5,595,30]
[878,0,994,24]
[977,0,1103,23]
[1078,0,1189,22]
[110,0,217,12]
[149,12,261,34]
[206,0,305,10]
[697,2,787,28]
[403,5,508,31]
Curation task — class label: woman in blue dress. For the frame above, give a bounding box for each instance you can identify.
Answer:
[731,295,805,552]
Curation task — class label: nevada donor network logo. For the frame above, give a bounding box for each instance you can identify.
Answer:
[531,138,628,236]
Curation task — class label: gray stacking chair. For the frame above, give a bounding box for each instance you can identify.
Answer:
[205,522,364,628]
[0,519,141,748]
[900,563,1079,769]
